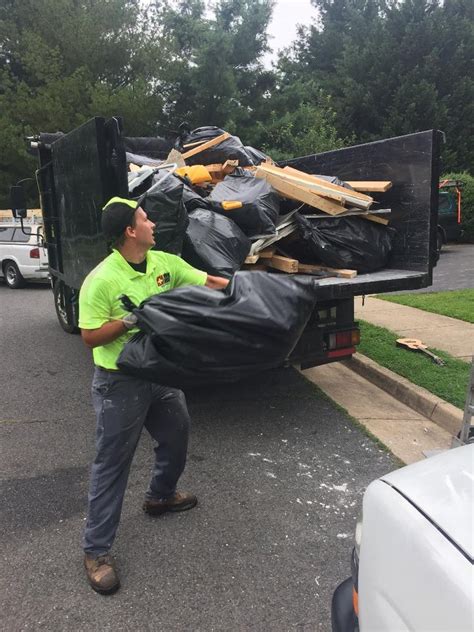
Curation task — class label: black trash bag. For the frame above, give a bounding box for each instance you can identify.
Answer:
[207,171,280,237]
[287,214,396,274]
[176,125,254,167]
[117,272,317,387]
[244,146,271,165]
[124,136,173,160]
[182,209,251,279]
[172,175,212,213]
[139,171,188,255]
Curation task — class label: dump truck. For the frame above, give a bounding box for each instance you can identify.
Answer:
[12,117,441,370]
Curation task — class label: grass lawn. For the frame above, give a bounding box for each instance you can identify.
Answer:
[357,320,469,409]
[378,289,474,324]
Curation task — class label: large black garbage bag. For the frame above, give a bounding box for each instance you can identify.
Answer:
[176,126,253,167]
[182,209,251,279]
[207,171,280,237]
[244,146,271,165]
[287,214,396,274]
[139,171,188,255]
[117,272,317,387]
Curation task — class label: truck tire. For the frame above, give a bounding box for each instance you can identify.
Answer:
[54,280,79,334]
[3,260,26,289]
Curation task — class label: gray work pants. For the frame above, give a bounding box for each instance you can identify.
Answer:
[83,367,190,557]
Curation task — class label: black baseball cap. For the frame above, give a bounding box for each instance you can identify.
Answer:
[101,197,138,241]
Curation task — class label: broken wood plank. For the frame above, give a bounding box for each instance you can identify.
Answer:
[182,139,207,149]
[182,132,231,160]
[282,166,373,204]
[255,169,347,215]
[260,165,347,204]
[222,159,239,174]
[244,254,260,264]
[345,181,392,192]
[297,263,357,278]
[362,214,390,225]
[268,255,299,274]
[257,247,275,259]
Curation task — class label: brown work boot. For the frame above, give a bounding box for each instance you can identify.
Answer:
[143,491,197,516]
[84,553,120,595]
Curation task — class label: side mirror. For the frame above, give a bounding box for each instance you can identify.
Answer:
[10,185,27,219]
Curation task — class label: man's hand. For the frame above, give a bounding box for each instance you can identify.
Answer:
[122,312,138,329]
[205,275,229,290]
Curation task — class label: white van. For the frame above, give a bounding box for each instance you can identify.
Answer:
[0,222,49,288]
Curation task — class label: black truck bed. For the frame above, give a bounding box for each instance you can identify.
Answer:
[37,118,440,297]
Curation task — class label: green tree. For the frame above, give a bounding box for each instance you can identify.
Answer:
[282,0,474,171]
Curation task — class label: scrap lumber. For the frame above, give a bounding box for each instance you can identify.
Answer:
[345,181,392,192]
[249,223,297,256]
[182,132,231,160]
[361,214,389,226]
[255,169,347,215]
[268,255,299,274]
[262,165,347,204]
[222,159,239,174]
[282,166,373,205]
[244,254,260,264]
[182,139,207,149]
[166,149,186,168]
[297,263,357,279]
[257,247,275,259]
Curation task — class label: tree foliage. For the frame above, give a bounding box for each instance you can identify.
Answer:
[282,0,474,171]
[0,0,472,208]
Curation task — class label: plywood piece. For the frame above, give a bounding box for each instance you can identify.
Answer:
[268,255,299,273]
[298,263,357,278]
[182,132,231,160]
[282,166,373,204]
[345,181,392,192]
[255,169,347,215]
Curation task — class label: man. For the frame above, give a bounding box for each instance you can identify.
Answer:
[79,196,228,595]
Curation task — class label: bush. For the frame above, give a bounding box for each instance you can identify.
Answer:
[441,171,474,242]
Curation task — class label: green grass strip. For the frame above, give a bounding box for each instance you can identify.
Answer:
[357,320,469,409]
[378,289,474,324]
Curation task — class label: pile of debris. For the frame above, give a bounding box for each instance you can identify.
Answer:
[127,126,396,280]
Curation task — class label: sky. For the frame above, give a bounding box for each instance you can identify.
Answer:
[264,0,318,67]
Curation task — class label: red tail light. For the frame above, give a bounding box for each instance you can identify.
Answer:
[327,329,360,350]
[29,247,40,259]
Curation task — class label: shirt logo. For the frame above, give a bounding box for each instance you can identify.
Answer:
[156,272,170,287]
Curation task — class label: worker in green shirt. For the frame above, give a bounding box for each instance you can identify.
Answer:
[79,196,228,595]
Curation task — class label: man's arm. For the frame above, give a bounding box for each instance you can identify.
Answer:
[81,320,127,349]
[205,275,229,290]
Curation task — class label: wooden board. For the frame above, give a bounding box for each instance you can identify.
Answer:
[282,166,373,203]
[274,165,372,208]
[268,255,299,273]
[257,247,275,259]
[255,169,347,215]
[182,132,231,160]
[298,263,357,278]
[345,181,392,192]
[361,214,389,225]
[244,254,260,264]
[261,165,347,204]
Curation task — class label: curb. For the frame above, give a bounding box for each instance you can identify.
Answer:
[344,354,463,436]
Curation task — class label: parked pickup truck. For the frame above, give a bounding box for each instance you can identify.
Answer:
[0,221,49,288]
[17,117,441,368]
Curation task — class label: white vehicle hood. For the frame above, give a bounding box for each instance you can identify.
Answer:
[381,444,474,560]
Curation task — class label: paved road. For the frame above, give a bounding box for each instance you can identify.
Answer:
[0,285,396,632]
[404,243,474,293]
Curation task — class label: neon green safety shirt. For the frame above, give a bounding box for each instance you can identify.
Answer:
[79,249,207,370]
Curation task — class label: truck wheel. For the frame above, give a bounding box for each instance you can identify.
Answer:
[54,280,79,334]
[3,260,26,289]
